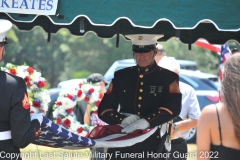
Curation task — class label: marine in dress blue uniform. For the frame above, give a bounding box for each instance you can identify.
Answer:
[98,34,182,160]
[0,19,42,160]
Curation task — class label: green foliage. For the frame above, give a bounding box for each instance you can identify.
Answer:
[71,70,92,79]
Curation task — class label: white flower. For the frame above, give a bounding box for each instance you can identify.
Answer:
[16,66,28,77]
[57,107,68,116]
[80,130,88,137]
[31,71,42,80]
[52,110,59,118]
[61,97,76,110]
[40,93,51,104]
[71,122,81,131]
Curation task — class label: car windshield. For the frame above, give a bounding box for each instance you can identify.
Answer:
[180,65,198,71]
[180,75,218,90]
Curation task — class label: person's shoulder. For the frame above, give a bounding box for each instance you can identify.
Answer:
[158,66,179,77]
[0,71,25,83]
[115,66,136,75]
[201,103,218,116]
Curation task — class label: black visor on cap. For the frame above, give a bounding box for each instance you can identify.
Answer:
[132,44,156,53]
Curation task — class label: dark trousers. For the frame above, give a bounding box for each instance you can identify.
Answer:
[169,138,187,160]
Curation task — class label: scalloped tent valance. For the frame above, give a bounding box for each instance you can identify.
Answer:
[1,0,240,45]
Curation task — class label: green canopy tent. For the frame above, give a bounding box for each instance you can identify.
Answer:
[1,0,240,46]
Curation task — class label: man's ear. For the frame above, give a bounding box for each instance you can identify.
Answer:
[153,49,157,56]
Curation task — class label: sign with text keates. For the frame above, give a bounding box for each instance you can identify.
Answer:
[0,0,58,15]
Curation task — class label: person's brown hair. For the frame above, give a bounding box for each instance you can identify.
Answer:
[221,54,240,140]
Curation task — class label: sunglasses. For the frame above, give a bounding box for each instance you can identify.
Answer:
[231,48,239,54]
[0,37,8,47]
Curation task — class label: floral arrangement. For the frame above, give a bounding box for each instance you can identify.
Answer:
[1,63,105,136]
[52,82,104,137]
[1,63,51,115]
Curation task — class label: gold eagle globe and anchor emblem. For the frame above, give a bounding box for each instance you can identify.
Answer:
[138,36,143,40]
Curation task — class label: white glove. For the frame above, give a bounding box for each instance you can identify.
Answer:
[30,113,43,125]
[121,114,140,127]
[121,118,150,133]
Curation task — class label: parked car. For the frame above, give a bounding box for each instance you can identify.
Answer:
[104,59,219,143]
[177,60,198,71]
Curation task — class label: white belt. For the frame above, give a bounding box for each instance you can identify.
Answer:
[0,131,12,140]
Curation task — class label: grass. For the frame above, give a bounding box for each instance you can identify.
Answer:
[187,144,197,160]
[20,144,197,160]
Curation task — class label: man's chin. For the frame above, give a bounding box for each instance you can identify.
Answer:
[138,64,148,67]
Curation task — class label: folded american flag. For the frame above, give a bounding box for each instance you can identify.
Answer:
[32,116,157,149]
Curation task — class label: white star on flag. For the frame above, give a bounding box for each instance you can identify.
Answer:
[56,126,62,135]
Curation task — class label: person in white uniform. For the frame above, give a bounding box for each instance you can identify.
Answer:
[158,55,201,160]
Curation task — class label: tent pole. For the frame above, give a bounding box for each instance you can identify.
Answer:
[80,17,85,33]
[188,30,192,50]
[116,21,120,48]
[175,30,180,41]
[47,21,51,43]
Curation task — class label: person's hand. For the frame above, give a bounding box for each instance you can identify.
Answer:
[30,113,43,125]
[121,114,140,127]
[121,118,150,133]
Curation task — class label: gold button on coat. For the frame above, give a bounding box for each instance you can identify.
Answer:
[138,96,142,100]
[139,89,143,92]
[140,82,144,85]
[138,104,141,108]
[139,75,143,78]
